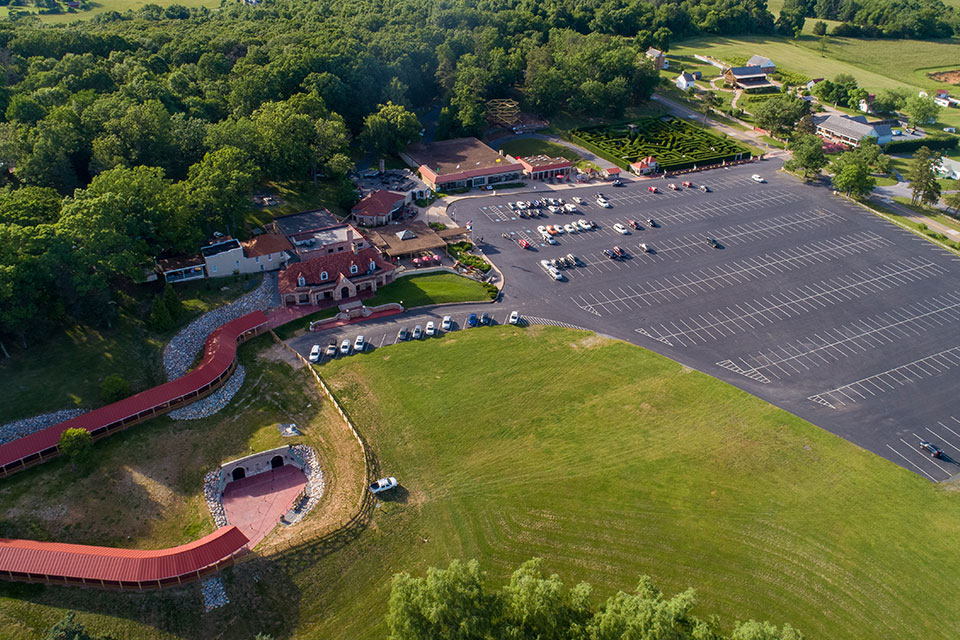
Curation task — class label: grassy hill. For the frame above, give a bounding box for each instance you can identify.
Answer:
[3,327,960,639]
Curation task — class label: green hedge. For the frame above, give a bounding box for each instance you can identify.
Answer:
[883,136,959,155]
[570,117,751,172]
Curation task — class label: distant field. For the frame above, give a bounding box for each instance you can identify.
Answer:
[0,0,218,23]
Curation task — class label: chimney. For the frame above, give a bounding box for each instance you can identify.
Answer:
[346,228,353,242]
[352,242,358,255]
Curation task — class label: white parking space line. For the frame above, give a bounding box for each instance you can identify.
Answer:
[572,232,892,315]
[808,345,960,408]
[902,436,951,473]
[884,444,938,481]
[718,291,960,381]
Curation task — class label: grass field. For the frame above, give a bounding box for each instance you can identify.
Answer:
[365,272,494,308]
[4,328,960,638]
[0,275,260,424]
[0,0,218,23]
[245,178,352,231]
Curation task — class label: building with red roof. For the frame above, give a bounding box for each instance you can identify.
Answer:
[601,166,622,178]
[630,156,659,175]
[517,155,573,180]
[278,246,396,307]
[402,137,523,191]
[0,312,268,478]
[0,526,249,590]
[351,190,406,227]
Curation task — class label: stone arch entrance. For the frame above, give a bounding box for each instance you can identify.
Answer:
[232,467,246,481]
[340,286,350,299]
[271,455,284,469]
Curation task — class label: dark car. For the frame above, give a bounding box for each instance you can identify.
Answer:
[629,219,642,230]
[707,237,720,249]
[919,440,944,458]
[613,179,624,186]
[602,248,616,259]
[480,312,491,325]
[647,218,657,227]
[468,313,478,327]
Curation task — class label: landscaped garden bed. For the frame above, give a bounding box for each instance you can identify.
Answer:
[570,117,751,172]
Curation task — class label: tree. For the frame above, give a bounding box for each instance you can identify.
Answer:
[812,20,827,35]
[903,94,941,127]
[785,134,827,181]
[361,102,422,157]
[846,87,869,111]
[906,146,941,206]
[832,154,875,197]
[699,91,721,128]
[44,612,99,640]
[775,2,806,37]
[185,146,259,235]
[99,374,130,403]
[731,620,804,640]
[58,428,93,472]
[945,191,960,214]
[753,94,809,137]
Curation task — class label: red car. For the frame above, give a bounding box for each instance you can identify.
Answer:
[628,219,642,230]
[518,238,531,249]
[612,245,624,257]
[648,186,659,193]
[682,180,693,188]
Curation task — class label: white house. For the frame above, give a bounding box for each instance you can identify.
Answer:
[675,72,696,91]
[630,156,659,175]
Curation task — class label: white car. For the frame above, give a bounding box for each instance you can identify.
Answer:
[573,196,584,204]
[354,335,365,351]
[554,224,565,234]
[340,339,351,355]
[516,201,527,209]
[308,344,321,362]
[537,225,547,235]
[441,315,453,331]
[613,223,629,235]
[426,321,436,336]
[413,324,423,339]
[565,203,578,212]
[369,477,397,494]
[751,174,766,183]
[563,223,577,234]
[508,310,520,324]
[598,200,612,208]
[577,219,591,231]
[542,233,557,244]
[548,205,560,214]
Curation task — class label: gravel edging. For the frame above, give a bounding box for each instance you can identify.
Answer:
[167,366,246,421]
[0,409,88,446]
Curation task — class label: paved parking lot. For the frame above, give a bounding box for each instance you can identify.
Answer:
[287,160,960,481]
[457,161,960,481]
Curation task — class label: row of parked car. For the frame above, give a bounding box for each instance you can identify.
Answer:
[308,312,524,361]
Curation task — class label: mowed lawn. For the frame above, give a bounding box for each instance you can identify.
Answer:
[365,272,493,308]
[496,137,582,162]
[0,0,219,24]
[304,326,960,640]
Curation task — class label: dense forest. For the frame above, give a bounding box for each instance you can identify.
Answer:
[780,0,959,38]
[0,0,783,347]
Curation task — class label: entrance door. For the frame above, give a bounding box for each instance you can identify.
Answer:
[232,467,246,481]
[340,286,350,299]
[271,455,284,469]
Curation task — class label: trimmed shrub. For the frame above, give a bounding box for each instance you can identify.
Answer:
[883,136,959,155]
[99,374,131,403]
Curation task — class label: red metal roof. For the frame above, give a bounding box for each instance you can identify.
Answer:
[418,161,524,185]
[351,190,405,217]
[0,311,268,469]
[278,247,395,293]
[0,526,248,583]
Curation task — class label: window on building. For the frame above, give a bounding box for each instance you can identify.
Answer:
[350,264,358,274]
[212,265,217,273]
[320,271,328,281]
[328,248,333,254]
[338,246,344,252]
[235,260,240,267]
[297,275,305,287]
[369,261,376,271]
[268,254,272,261]
[255,256,260,263]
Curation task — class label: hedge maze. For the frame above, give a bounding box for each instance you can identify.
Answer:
[571,117,751,172]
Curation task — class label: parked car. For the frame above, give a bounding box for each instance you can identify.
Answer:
[555,224,565,234]
[613,223,629,235]
[309,344,321,362]
[397,327,409,341]
[468,313,479,327]
[612,245,624,257]
[577,219,591,231]
[682,180,693,188]
[639,243,649,253]
[668,183,679,190]
[518,238,531,249]
[628,219,642,230]
[340,339,351,355]
[567,253,580,266]
[613,179,624,186]
[325,344,338,358]
[508,201,517,210]
[542,233,557,245]
[573,196,584,204]
[563,223,577,234]
[598,200,612,208]
[699,185,710,192]
[919,440,944,458]
[565,203,578,213]
[369,477,397,494]
[537,225,547,235]
[647,218,657,227]
[425,321,436,336]
[586,219,597,229]
[751,174,766,183]
[648,186,659,193]
[546,225,558,235]
[548,205,560,214]
[480,312,490,325]
[555,256,568,268]
[707,237,720,249]
[508,310,520,325]
[412,325,423,339]
[602,248,616,259]
[354,335,365,351]
[441,315,453,331]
